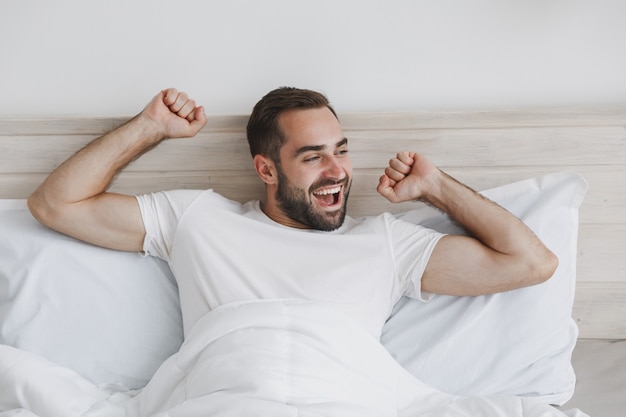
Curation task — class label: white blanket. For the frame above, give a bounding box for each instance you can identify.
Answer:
[1,299,588,417]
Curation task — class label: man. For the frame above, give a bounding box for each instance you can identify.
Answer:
[28,87,557,337]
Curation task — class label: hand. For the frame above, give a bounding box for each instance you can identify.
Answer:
[376,151,439,203]
[139,88,208,140]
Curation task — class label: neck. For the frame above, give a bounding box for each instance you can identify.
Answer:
[260,200,310,229]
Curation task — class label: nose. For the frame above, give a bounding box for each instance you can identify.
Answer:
[323,156,348,180]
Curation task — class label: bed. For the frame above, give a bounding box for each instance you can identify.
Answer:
[0,107,624,416]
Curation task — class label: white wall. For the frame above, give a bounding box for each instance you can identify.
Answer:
[1,0,625,116]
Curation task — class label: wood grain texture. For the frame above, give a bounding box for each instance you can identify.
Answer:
[1,107,625,339]
[574,282,626,339]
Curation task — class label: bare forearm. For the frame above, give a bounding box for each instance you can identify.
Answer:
[26,116,161,250]
[30,115,161,208]
[423,170,534,256]
[422,169,559,289]
[27,88,206,251]
[378,151,558,294]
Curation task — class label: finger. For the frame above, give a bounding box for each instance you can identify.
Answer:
[176,99,197,120]
[169,92,190,113]
[188,107,208,132]
[385,166,406,182]
[377,175,400,203]
[397,151,415,166]
[389,156,412,175]
[377,174,390,193]
[162,88,179,106]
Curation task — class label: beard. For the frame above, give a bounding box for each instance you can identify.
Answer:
[275,166,350,232]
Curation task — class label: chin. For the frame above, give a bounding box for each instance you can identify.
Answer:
[312,207,347,232]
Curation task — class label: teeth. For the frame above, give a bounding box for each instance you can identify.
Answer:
[314,186,341,195]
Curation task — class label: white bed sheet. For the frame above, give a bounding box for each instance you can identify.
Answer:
[558,339,626,417]
[1,299,589,417]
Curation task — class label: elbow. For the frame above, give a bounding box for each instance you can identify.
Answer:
[27,190,46,223]
[529,249,559,286]
[27,189,58,228]
[541,249,559,283]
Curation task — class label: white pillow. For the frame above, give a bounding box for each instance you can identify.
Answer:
[0,200,183,390]
[381,171,588,406]
[0,171,586,399]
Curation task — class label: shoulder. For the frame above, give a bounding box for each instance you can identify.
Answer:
[136,189,250,231]
[139,188,242,212]
[346,212,445,244]
[192,189,245,212]
[344,212,417,228]
[337,212,408,234]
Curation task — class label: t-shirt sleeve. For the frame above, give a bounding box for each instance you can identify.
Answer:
[135,189,204,261]
[387,214,445,302]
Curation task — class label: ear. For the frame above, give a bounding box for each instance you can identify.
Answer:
[253,154,278,185]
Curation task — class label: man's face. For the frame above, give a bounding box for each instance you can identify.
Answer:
[274,107,353,231]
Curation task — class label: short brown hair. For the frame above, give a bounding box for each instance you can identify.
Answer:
[246,87,338,162]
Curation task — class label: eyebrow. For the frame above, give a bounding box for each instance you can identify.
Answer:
[293,137,349,158]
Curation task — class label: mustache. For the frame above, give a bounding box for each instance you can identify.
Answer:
[308,177,350,194]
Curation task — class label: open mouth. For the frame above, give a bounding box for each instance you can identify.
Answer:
[312,185,342,208]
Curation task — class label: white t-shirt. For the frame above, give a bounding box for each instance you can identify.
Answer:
[136,189,444,338]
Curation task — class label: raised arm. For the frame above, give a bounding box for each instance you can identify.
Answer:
[28,88,207,252]
[377,151,558,296]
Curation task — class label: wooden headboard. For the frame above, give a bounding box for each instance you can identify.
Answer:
[1,108,625,339]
